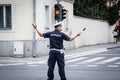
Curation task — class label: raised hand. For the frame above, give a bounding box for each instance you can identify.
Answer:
[32,23,37,29]
[77,32,81,36]
[77,27,86,37]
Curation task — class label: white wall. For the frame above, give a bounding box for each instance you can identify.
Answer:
[73,16,114,48]
[0,0,74,41]
[0,0,115,46]
[0,0,33,41]
[35,0,74,39]
[60,1,74,35]
[35,0,54,40]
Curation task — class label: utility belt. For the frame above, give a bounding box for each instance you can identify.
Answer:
[50,48,65,54]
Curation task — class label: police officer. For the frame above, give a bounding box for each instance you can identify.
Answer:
[32,22,81,80]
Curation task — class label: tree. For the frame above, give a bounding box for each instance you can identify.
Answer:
[74,0,120,25]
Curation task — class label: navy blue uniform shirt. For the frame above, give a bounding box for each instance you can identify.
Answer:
[43,30,70,49]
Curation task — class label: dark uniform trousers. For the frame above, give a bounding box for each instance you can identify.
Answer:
[47,50,67,80]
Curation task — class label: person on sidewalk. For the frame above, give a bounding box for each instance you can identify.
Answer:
[116,10,120,36]
[112,27,119,44]
[32,22,81,80]
[116,18,120,36]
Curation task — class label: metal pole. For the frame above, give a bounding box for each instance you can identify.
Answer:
[32,0,36,57]
[66,10,68,31]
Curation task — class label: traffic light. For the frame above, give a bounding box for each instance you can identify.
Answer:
[54,4,67,22]
[62,8,67,20]
[54,4,61,22]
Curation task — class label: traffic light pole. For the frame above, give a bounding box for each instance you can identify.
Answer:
[55,0,67,22]
[32,0,36,57]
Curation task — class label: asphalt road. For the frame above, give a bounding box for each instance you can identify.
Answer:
[0,48,120,80]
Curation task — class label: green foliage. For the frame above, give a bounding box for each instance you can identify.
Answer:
[74,0,120,25]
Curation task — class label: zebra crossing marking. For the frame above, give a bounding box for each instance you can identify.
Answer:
[0,48,109,67]
[0,60,47,67]
[0,63,25,66]
[96,57,120,64]
[86,65,98,67]
[108,65,119,68]
[66,57,88,63]
[28,65,39,67]
[68,65,78,67]
[76,57,105,64]
[27,60,47,65]
[115,62,120,65]
[65,54,87,59]
[65,48,108,58]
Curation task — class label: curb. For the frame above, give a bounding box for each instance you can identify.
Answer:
[107,46,120,50]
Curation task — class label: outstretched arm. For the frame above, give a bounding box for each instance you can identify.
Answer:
[69,33,81,41]
[32,24,43,37]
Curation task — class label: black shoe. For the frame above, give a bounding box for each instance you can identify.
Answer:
[61,78,67,80]
[47,79,53,80]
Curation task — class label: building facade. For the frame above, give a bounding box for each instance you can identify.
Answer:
[0,0,75,57]
[0,0,114,57]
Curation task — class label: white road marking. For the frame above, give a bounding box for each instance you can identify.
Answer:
[108,65,119,68]
[86,65,98,67]
[6,63,25,66]
[115,62,120,64]
[97,54,120,55]
[0,63,25,66]
[66,57,88,63]
[68,65,78,67]
[0,64,4,66]
[83,57,105,63]
[0,48,109,67]
[96,57,120,64]
[76,57,105,64]
[0,60,47,67]
[65,48,108,59]
[0,60,17,62]
[65,54,86,59]
[27,60,47,65]
[28,65,39,67]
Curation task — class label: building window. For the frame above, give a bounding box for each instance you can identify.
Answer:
[45,6,50,30]
[0,5,12,30]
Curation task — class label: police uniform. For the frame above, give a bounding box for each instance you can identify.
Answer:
[43,25,70,80]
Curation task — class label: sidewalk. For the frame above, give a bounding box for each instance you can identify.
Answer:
[66,42,120,55]
[0,42,120,62]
